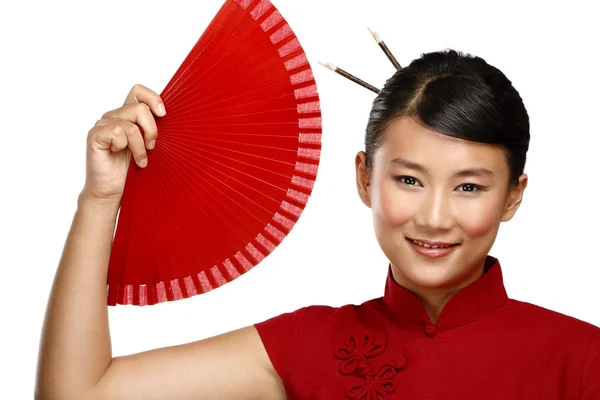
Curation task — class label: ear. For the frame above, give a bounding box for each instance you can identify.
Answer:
[355,151,372,208]
[501,173,528,222]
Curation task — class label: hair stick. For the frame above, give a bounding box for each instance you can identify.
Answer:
[318,61,380,94]
[368,27,401,69]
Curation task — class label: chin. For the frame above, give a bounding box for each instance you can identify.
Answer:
[387,241,472,290]
[399,261,464,289]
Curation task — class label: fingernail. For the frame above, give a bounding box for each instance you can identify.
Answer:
[157,103,166,116]
[139,158,148,168]
[148,140,156,150]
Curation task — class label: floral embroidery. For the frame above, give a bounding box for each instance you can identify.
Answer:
[334,334,406,399]
[334,334,385,376]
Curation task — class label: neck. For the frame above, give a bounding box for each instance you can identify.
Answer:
[390,260,486,325]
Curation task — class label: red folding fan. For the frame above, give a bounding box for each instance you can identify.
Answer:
[106,0,322,306]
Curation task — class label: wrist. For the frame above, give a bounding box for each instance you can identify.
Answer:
[77,191,121,215]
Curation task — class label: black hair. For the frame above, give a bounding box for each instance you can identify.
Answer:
[365,48,530,187]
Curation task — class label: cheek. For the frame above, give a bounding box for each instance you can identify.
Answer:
[372,180,414,227]
[455,199,503,238]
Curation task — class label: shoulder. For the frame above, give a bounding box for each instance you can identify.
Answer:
[255,297,383,338]
[501,299,600,396]
[301,296,385,322]
[499,298,600,353]
[504,298,599,333]
[252,302,368,381]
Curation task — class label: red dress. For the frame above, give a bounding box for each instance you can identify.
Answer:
[254,255,600,399]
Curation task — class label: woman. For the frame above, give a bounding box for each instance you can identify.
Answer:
[35,49,600,399]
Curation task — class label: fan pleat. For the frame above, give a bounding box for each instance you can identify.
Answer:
[107,0,322,305]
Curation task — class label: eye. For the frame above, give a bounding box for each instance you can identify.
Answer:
[457,183,482,192]
[394,176,421,186]
[395,176,483,193]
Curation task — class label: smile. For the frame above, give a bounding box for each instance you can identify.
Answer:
[406,237,460,259]
[409,239,457,249]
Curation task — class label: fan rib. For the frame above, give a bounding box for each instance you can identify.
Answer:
[144,149,255,296]
[167,137,297,166]
[298,147,321,161]
[165,133,299,154]
[154,140,281,226]
[170,144,288,202]
[255,233,276,253]
[277,38,301,58]
[249,0,272,20]
[167,75,293,119]
[109,0,322,305]
[270,23,292,44]
[149,144,247,250]
[299,132,322,144]
[165,92,295,122]
[295,162,318,177]
[285,53,309,70]
[165,106,298,125]
[166,17,307,115]
[162,3,242,101]
[234,251,253,271]
[223,259,241,279]
[159,130,299,140]
[166,20,268,107]
[156,140,304,258]
[175,141,297,180]
[264,223,285,242]
[260,9,283,32]
[149,141,232,283]
[286,188,310,206]
[146,143,217,302]
[294,84,318,99]
[164,7,254,104]
[245,242,265,263]
[290,68,314,85]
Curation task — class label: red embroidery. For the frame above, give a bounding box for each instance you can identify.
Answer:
[334,334,385,376]
[345,360,407,400]
[334,334,406,399]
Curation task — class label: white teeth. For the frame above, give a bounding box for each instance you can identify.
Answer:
[411,239,450,249]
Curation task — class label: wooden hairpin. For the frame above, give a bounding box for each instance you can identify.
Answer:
[368,27,401,69]
[319,27,400,93]
[318,62,380,94]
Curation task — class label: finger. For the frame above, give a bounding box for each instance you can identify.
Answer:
[90,121,147,168]
[124,84,166,117]
[102,103,158,150]
[114,120,148,167]
[89,124,127,153]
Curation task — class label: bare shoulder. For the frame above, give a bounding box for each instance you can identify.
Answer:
[81,325,285,400]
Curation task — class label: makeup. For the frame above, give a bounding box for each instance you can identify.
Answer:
[406,238,459,259]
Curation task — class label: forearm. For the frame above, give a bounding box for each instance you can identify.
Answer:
[36,193,120,399]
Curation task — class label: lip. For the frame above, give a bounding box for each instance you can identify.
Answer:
[407,237,459,247]
[406,237,460,259]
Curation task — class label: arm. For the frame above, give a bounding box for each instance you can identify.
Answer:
[36,194,285,400]
[581,329,600,400]
[83,325,282,400]
[35,195,117,399]
[35,85,286,400]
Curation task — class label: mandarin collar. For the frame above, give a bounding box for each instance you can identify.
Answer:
[382,255,508,330]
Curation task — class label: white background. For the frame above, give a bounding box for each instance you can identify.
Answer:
[1,0,599,397]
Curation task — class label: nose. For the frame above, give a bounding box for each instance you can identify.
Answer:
[413,188,454,232]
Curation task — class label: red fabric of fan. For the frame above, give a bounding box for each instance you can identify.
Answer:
[107,0,322,306]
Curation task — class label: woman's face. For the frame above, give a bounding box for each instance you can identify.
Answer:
[356,116,528,294]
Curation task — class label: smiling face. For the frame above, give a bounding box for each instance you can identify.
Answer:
[356,116,528,295]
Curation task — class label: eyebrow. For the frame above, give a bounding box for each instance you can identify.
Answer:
[389,157,494,178]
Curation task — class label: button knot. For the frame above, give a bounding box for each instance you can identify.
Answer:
[425,323,438,337]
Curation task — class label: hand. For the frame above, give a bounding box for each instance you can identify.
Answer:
[80,84,166,206]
